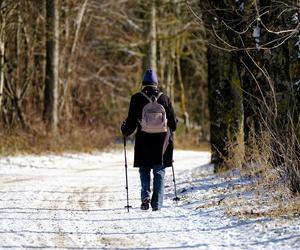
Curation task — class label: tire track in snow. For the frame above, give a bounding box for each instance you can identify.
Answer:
[1,150,299,249]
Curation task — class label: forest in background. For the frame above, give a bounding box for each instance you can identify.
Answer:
[0,0,300,200]
[200,0,300,196]
[0,0,208,154]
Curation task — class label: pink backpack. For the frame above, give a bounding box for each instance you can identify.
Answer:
[139,92,168,133]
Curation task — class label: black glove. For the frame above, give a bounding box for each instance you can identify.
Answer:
[120,121,128,136]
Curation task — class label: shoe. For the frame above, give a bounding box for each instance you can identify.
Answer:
[152,207,160,211]
[140,198,150,210]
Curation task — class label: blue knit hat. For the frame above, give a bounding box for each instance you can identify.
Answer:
[142,69,158,86]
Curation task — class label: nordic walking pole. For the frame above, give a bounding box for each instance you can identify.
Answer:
[123,136,132,212]
[171,163,180,204]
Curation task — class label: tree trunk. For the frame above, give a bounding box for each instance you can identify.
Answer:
[149,0,157,72]
[44,0,59,134]
[60,0,88,124]
[176,49,189,130]
[143,0,157,72]
[0,18,5,113]
[208,47,244,170]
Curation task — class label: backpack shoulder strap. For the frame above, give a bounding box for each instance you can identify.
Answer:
[157,92,163,100]
[140,91,163,103]
[140,91,152,103]
[151,92,163,102]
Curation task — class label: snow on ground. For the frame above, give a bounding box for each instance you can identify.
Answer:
[0,149,299,249]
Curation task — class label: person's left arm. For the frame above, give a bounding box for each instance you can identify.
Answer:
[163,95,177,132]
[121,95,139,136]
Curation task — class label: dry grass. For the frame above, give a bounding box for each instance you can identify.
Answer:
[224,191,300,218]
[220,116,300,216]
[219,183,295,219]
[175,128,210,151]
[221,161,300,218]
[0,124,112,155]
[0,121,209,156]
[212,126,300,218]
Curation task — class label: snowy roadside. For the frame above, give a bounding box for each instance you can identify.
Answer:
[0,149,299,249]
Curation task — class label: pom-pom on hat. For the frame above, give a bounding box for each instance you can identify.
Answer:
[142,69,158,86]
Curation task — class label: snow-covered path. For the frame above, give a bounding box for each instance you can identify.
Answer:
[0,150,299,249]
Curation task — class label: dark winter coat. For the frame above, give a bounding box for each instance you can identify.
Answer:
[122,86,177,168]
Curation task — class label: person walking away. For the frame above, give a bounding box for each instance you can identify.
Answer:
[121,69,177,211]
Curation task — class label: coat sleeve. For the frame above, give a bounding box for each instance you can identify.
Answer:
[164,96,177,132]
[122,95,139,136]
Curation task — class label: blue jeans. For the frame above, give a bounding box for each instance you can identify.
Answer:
[139,165,165,209]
